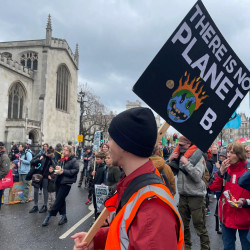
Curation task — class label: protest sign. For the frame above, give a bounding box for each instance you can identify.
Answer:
[133,0,250,152]
[7,182,32,204]
[93,131,102,151]
[94,184,109,211]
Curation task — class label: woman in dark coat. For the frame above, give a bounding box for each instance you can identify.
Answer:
[42,145,79,226]
[27,146,56,213]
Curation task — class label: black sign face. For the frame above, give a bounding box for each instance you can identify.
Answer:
[133,0,250,152]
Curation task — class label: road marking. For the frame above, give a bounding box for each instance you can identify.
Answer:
[59,205,94,239]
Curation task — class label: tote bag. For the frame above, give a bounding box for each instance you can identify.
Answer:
[0,169,13,189]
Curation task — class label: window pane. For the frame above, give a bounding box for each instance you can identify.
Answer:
[56,65,69,111]
[19,97,23,119]
[33,59,38,70]
[13,95,18,119]
[27,58,31,68]
[8,94,12,118]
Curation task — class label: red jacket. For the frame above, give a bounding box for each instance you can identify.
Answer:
[94,159,179,249]
[209,160,250,229]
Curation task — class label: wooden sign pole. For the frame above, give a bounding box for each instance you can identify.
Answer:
[82,207,109,245]
[155,121,170,146]
[81,121,170,246]
[93,157,96,179]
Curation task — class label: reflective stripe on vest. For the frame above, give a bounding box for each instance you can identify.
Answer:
[105,184,184,250]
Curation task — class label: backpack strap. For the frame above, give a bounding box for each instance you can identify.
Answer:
[116,172,165,214]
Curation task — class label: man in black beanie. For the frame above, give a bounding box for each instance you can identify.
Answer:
[72,107,184,250]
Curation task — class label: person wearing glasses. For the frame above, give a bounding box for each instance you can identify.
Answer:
[209,142,250,250]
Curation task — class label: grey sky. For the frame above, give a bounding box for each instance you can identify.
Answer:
[1,0,249,120]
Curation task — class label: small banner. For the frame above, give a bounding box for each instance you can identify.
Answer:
[133,0,250,152]
[95,184,109,211]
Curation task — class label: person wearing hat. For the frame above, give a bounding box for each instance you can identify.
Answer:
[168,136,210,250]
[0,142,11,210]
[72,107,184,250]
[209,142,250,250]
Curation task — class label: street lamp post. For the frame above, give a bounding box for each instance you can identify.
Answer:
[79,89,86,152]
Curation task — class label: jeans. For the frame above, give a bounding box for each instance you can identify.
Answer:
[19,174,30,201]
[221,223,250,250]
[34,179,49,206]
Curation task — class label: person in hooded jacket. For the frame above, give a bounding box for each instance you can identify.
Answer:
[42,145,79,226]
[209,142,250,250]
[27,146,56,213]
[169,136,210,250]
[18,143,32,203]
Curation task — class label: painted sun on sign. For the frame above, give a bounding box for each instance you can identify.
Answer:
[167,72,208,123]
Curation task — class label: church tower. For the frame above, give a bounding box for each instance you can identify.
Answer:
[0,16,79,152]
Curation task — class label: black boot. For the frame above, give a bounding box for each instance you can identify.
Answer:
[42,215,50,226]
[58,215,68,225]
[39,205,47,213]
[29,206,38,213]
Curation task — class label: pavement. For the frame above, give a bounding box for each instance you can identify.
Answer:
[0,163,242,250]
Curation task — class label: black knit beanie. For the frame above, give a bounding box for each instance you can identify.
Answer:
[108,107,157,157]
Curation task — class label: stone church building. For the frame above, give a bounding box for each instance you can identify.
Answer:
[0,15,79,152]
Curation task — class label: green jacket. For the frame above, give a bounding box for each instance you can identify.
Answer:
[0,151,10,180]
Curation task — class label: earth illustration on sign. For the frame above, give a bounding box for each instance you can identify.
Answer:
[167,72,208,123]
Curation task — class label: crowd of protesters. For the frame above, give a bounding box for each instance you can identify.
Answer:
[0,141,79,227]
[1,115,250,249]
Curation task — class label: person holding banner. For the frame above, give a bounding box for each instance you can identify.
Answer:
[89,151,106,219]
[209,142,250,250]
[72,107,184,250]
[169,136,210,250]
[0,142,11,210]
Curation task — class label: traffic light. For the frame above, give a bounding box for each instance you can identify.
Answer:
[167,137,170,146]
[173,134,178,142]
[100,132,103,143]
[173,134,176,141]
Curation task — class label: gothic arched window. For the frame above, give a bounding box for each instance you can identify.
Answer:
[8,83,25,119]
[56,65,70,112]
[20,52,38,70]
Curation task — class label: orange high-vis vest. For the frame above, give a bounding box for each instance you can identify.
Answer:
[104,172,184,250]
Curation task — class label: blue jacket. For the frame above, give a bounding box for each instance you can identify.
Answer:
[238,164,250,191]
[19,150,32,174]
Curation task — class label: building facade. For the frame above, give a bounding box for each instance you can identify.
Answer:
[0,15,79,152]
[215,113,250,144]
